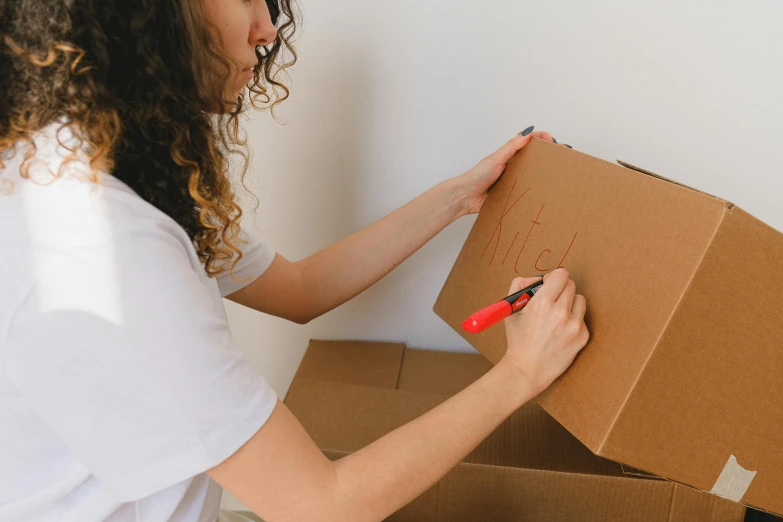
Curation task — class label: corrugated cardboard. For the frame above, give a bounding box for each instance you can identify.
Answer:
[432,138,783,515]
[285,339,745,521]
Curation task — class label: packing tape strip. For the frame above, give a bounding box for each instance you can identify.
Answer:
[710,454,757,503]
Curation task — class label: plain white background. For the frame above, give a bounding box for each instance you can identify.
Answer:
[221,0,783,510]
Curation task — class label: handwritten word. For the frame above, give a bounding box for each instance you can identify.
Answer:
[481,182,578,274]
[481,180,529,266]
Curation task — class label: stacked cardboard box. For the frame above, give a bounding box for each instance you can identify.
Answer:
[285,340,745,521]
[434,138,783,516]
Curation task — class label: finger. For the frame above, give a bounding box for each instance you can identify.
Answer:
[507,276,542,295]
[485,126,549,166]
[537,268,569,301]
[487,134,533,166]
[480,137,530,171]
[532,131,554,143]
[571,294,587,319]
[541,268,560,284]
[556,279,576,310]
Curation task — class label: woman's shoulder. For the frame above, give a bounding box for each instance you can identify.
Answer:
[1,121,196,259]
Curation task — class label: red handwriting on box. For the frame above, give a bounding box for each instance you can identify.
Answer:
[481,180,578,274]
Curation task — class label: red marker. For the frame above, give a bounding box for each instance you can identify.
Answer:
[462,280,544,334]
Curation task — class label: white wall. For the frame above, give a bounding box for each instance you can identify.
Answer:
[221,0,783,512]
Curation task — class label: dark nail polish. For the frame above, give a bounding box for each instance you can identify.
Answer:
[564,144,573,149]
[520,125,535,137]
[552,137,558,144]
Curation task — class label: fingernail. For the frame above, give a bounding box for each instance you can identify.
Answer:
[552,137,558,144]
[519,125,535,137]
[564,144,573,149]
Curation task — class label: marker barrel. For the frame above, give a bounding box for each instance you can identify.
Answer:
[461,280,544,334]
[462,301,511,334]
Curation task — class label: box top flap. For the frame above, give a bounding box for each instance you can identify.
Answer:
[290,339,404,393]
[285,378,446,451]
[439,464,744,522]
[397,348,493,396]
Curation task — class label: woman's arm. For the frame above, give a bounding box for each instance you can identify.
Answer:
[209,357,530,522]
[226,178,464,323]
[211,270,587,522]
[228,132,554,323]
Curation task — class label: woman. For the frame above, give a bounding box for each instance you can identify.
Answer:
[0,1,589,521]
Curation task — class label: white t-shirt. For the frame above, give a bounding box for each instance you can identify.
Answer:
[0,124,278,522]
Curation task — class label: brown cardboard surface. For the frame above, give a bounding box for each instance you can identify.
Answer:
[466,401,624,476]
[287,340,745,521]
[327,452,746,522]
[669,485,751,522]
[286,378,446,451]
[397,348,492,396]
[289,375,622,476]
[291,339,404,390]
[433,138,783,514]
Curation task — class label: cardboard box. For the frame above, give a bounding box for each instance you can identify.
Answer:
[433,138,783,515]
[285,340,745,521]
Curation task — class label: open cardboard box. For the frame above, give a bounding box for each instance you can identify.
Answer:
[433,138,783,516]
[284,340,745,521]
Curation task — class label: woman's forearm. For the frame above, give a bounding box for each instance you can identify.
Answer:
[321,358,531,521]
[295,178,468,321]
[210,270,588,522]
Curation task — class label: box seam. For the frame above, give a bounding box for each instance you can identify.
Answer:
[597,204,730,455]
[615,159,728,202]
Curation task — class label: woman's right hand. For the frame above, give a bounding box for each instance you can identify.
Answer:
[209,266,589,522]
[502,268,590,397]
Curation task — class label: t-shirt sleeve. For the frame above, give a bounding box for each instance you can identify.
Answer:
[6,218,278,502]
[215,225,276,298]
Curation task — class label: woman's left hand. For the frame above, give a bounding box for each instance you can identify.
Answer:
[454,128,558,216]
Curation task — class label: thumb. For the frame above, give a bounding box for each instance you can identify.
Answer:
[486,132,533,168]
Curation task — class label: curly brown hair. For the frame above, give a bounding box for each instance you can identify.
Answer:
[0,0,298,277]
